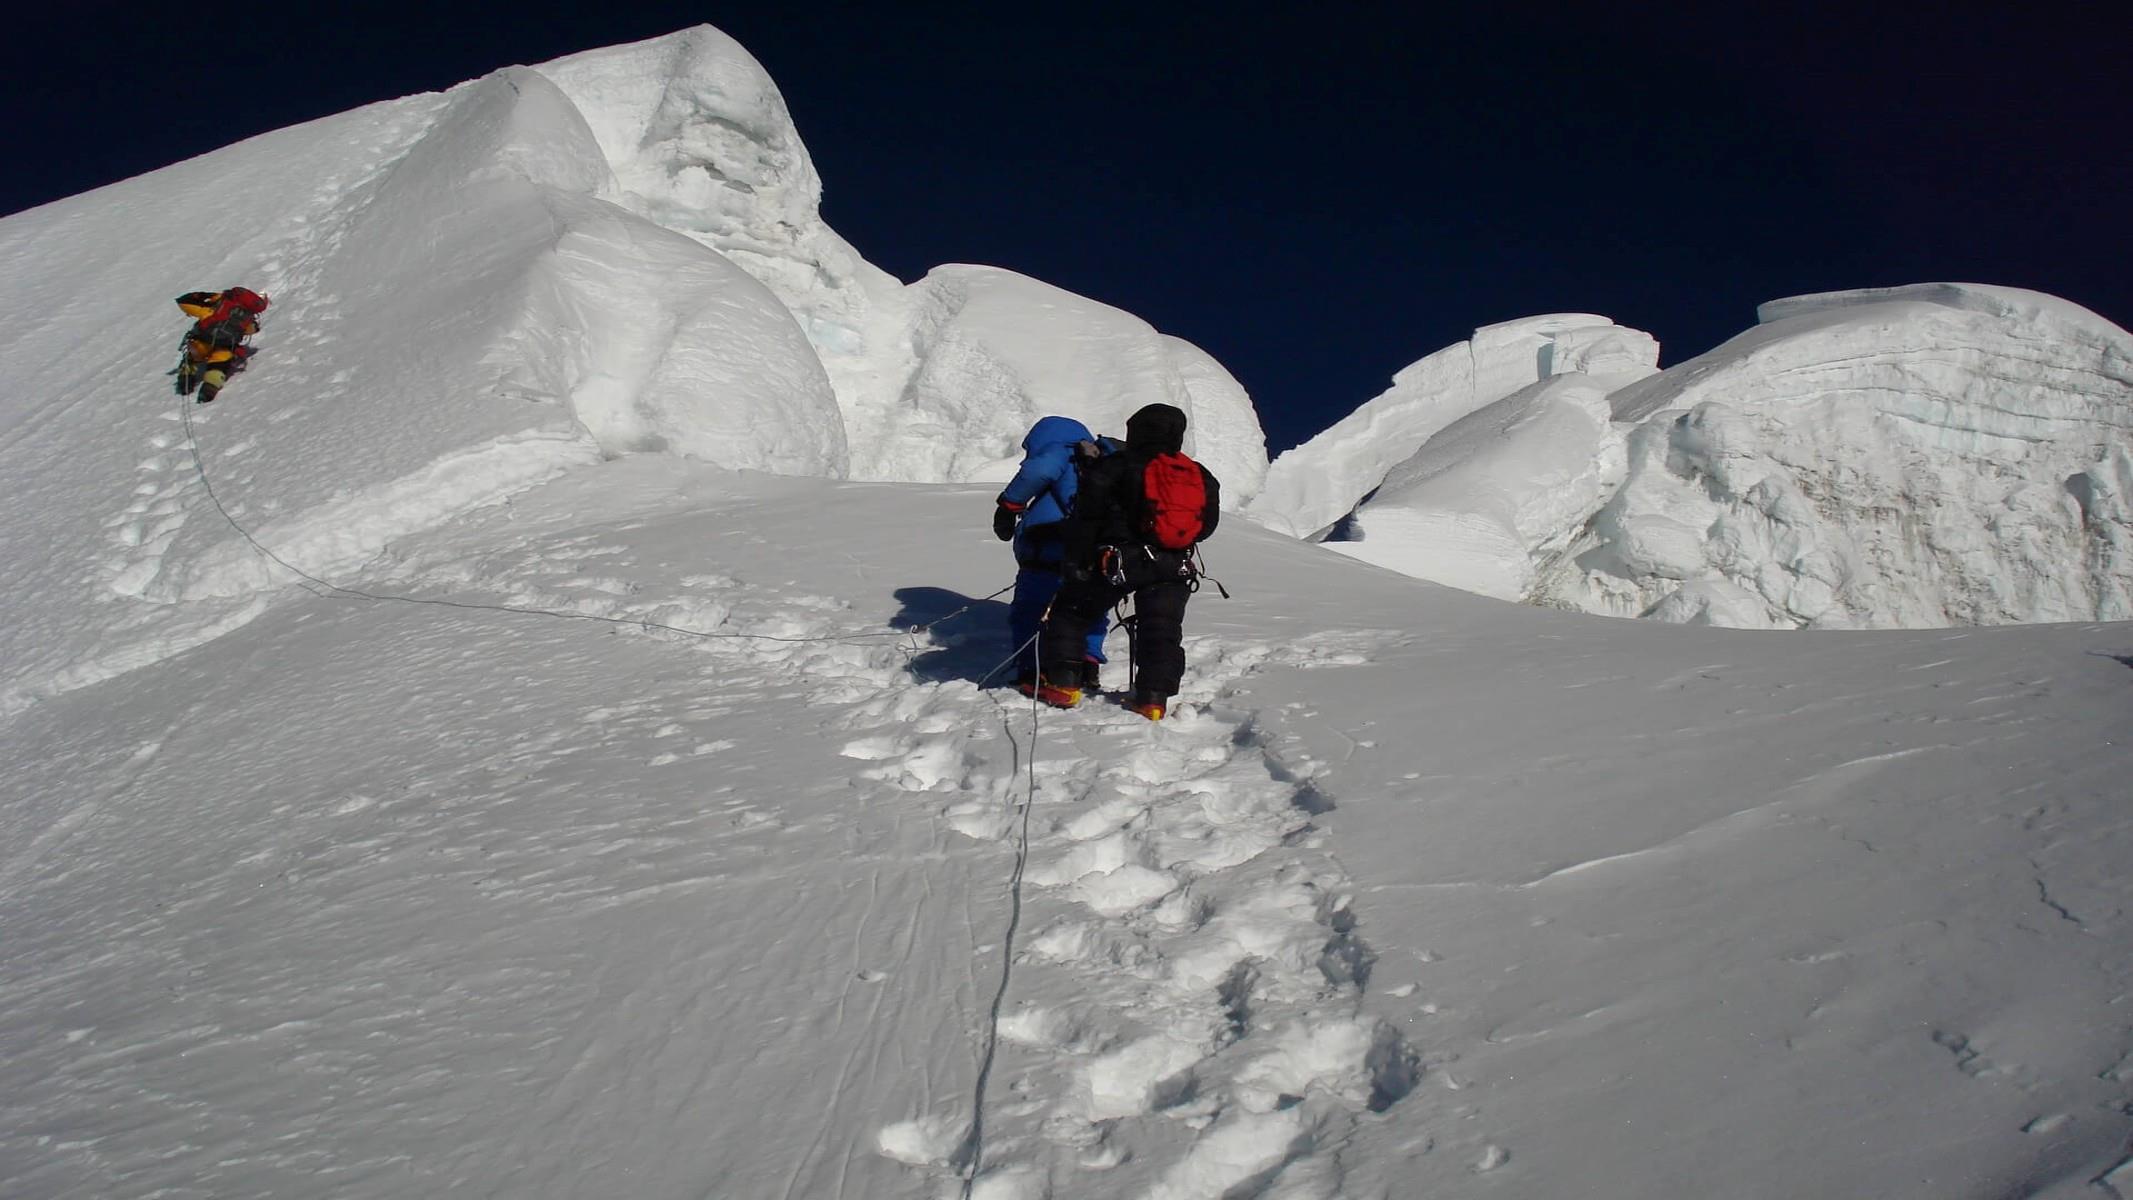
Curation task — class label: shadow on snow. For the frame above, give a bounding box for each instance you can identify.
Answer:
[891,585,1019,687]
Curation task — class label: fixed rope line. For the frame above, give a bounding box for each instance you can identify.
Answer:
[955,634,1045,1194]
[178,396,1008,648]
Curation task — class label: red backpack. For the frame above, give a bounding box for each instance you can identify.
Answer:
[1139,451,1209,550]
[200,288,270,329]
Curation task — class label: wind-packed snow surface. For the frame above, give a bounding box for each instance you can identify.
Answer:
[1276,287,2133,629]
[3,24,2132,1200]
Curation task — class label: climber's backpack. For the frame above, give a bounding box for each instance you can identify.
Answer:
[1139,451,1210,550]
[222,287,269,314]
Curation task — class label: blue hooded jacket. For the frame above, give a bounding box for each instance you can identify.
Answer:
[997,415,1095,568]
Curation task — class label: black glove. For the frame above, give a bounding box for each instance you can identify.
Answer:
[992,504,1019,541]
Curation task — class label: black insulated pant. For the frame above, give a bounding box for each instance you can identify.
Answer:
[1040,574,1191,698]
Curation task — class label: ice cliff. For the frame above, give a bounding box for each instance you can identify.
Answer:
[1283,285,2133,629]
[1245,315,1659,540]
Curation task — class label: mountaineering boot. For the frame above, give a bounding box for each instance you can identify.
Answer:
[1082,658,1102,693]
[1013,672,1039,697]
[1125,690,1167,721]
[1035,682,1082,710]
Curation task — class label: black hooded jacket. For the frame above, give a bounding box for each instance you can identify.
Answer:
[1058,403,1221,566]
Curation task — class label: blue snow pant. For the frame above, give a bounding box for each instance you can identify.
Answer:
[1010,566,1108,679]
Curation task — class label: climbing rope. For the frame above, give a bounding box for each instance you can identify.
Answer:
[952,634,1045,1194]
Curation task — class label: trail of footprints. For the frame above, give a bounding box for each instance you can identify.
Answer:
[535,577,1423,1194]
[99,109,447,606]
[842,635,1419,1199]
[105,409,287,604]
[104,448,1421,1195]
[628,596,1423,1195]
[103,419,204,600]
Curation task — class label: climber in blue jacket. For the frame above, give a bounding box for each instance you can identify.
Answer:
[991,415,1116,693]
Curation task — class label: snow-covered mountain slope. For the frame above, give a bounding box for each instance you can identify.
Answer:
[2,452,2127,1199]
[1245,314,1658,539]
[0,25,1276,716]
[1282,285,2133,629]
[0,58,841,718]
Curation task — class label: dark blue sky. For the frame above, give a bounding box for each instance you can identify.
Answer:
[11,4,2124,451]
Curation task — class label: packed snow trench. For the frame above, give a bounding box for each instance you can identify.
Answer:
[2,22,2132,1200]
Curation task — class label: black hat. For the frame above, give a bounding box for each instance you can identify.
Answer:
[1125,403,1188,453]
